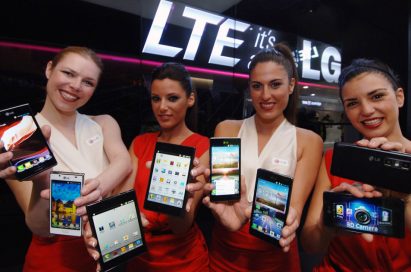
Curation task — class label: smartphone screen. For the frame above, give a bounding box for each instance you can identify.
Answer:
[144,142,195,216]
[249,168,293,245]
[0,104,57,180]
[87,190,147,271]
[210,137,241,201]
[323,192,405,238]
[50,171,84,237]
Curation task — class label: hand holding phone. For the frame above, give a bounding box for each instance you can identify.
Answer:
[86,189,147,271]
[144,142,195,216]
[323,191,405,238]
[249,169,293,246]
[0,104,57,180]
[202,175,251,231]
[50,171,84,237]
[210,137,241,202]
[331,142,411,193]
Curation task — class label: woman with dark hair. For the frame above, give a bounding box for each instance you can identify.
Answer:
[109,62,209,271]
[202,44,323,271]
[3,46,132,271]
[301,59,411,271]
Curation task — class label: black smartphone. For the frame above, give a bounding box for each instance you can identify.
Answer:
[249,168,293,245]
[144,142,195,216]
[0,104,57,180]
[50,171,84,237]
[331,142,411,193]
[210,137,241,201]
[86,190,147,272]
[323,191,405,238]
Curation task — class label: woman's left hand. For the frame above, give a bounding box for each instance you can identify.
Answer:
[279,206,299,252]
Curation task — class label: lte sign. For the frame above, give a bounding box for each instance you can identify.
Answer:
[142,0,341,83]
[142,0,249,67]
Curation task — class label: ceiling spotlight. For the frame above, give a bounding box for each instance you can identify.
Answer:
[303,86,309,89]
[310,93,316,96]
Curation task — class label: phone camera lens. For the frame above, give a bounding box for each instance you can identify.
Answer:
[354,209,371,225]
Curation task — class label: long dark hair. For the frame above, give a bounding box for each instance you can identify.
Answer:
[151,62,197,131]
[249,43,299,124]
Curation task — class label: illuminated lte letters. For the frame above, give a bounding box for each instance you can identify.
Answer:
[301,40,341,83]
[143,0,250,67]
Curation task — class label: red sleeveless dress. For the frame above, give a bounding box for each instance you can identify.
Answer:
[209,219,300,271]
[126,132,209,272]
[23,235,95,271]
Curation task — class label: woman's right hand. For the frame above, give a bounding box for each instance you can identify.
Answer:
[202,175,251,231]
[84,212,149,272]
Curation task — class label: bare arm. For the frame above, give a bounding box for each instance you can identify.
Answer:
[112,142,138,195]
[75,115,132,215]
[291,129,323,220]
[279,128,323,251]
[406,196,411,232]
[300,156,335,253]
[91,114,132,195]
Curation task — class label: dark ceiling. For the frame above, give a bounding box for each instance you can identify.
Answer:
[0,0,408,79]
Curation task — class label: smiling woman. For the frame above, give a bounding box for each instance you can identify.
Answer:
[202,43,323,272]
[98,62,211,272]
[2,46,132,272]
[301,59,411,271]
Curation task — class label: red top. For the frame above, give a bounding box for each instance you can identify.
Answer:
[23,235,95,272]
[126,132,209,272]
[209,207,300,270]
[314,149,411,272]
[209,222,300,272]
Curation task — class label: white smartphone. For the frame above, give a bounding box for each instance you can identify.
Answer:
[50,171,84,236]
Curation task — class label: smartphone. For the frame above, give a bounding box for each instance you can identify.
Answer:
[86,189,147,272]
[0,104,57,180]
[249,168,293,245]
[50,171,84,237]
[331,142,411,193]
[210,137,241,201]
[323,191,404,238]
[144,142,195,216]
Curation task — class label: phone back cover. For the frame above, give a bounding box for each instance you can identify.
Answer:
[331,142,411,193]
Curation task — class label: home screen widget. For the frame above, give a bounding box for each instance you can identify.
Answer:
[50,180,81,230]
[148,152,191,208]
[92,200,144,261]
[211,145,240,195]
[251,179,289,240]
